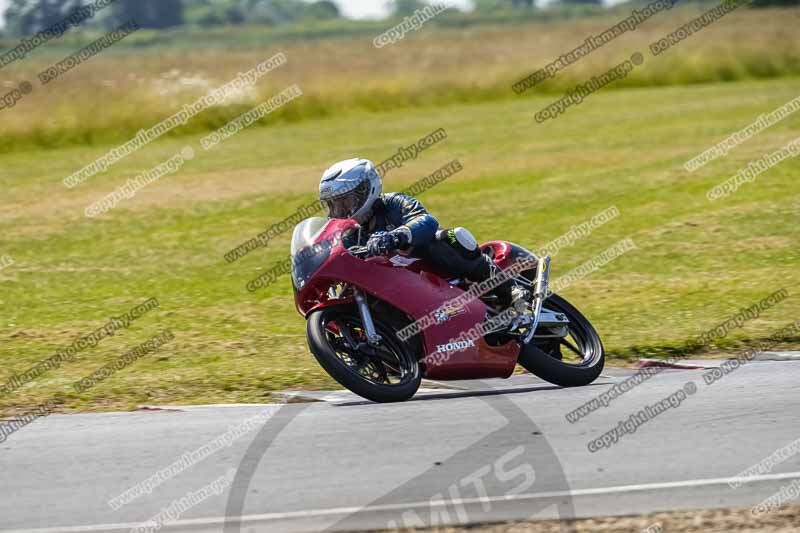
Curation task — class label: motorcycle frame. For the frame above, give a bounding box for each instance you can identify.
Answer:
[293,219,524,380]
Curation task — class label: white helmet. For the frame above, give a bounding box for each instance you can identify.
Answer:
[319,158,382,224]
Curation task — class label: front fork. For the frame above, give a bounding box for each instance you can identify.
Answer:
[354,289,382,346]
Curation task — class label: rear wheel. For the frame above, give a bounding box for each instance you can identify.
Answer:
[517,294,604,387]
[306,306,421,402]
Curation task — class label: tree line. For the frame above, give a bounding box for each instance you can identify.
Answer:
[4,0,796,35]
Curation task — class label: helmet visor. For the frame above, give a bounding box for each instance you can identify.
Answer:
[324,181,370,219]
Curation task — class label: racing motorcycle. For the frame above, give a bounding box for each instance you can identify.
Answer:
[291,217,604,402]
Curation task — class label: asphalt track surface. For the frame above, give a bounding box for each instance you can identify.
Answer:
[3,359,800,532]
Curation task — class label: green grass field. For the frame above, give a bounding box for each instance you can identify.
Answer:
[2,9,800,415]
[1,4,799,151]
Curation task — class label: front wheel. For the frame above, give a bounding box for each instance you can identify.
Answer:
[306,306,421,402]
[517,294,604,387]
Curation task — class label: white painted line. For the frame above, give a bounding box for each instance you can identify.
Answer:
[755,351,800,361]
[276,388,448,403]
[10,470,800,533]
[421,379,469,390]
[137,403,273,411]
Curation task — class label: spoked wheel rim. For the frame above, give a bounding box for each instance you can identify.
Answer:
[321,314,417,387]
[539,303,603,369]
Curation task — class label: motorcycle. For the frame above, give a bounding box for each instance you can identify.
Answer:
[291,217,604,402]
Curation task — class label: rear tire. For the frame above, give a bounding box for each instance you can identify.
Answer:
[517,294,604,387]
[307,305,421,402]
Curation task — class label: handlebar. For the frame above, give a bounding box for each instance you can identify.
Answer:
[348,233,403,259]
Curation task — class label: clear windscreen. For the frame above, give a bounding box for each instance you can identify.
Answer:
[290,217,330,258]
[290,217,334,289]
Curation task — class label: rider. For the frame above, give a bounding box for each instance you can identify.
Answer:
[318,158,529,313]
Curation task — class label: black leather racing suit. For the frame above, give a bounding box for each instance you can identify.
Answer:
[354,193,513,305]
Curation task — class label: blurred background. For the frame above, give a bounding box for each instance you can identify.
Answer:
[1,0,798,414]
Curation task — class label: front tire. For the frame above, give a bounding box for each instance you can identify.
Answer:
[306,305,421,402]
[517,294,604,387]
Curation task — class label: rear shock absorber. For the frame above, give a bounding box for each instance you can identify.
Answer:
[523,256,550,345]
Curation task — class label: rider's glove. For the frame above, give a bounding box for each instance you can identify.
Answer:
[366,232,395,257]
[366,230,408,257]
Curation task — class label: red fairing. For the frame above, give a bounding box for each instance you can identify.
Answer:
[423,337,520,380]
[294,219,520,380]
